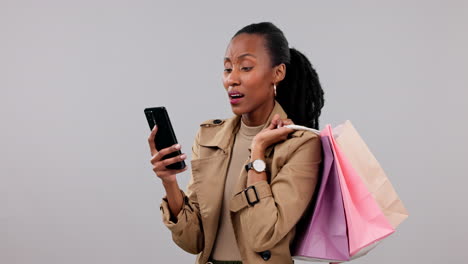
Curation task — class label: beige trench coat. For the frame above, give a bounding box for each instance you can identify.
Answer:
[160,101,322,264]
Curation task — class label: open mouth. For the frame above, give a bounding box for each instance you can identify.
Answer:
[228,91,245,104]
[228,91,245,99]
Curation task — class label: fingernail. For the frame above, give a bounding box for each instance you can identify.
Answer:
[174,144,181,149]
[153,125,157,130]
[180,154,186,159]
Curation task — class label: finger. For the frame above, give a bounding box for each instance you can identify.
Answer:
[283,119,294,125]
[147,125,158,156]
[161,153,187,167]
[268,114,281,129]
[267,122,276,130]
[281,126,295,133]
[152,144,182,162]
[272,114,280,124]
[278,127,294,141]
[267,123,275,130]
[277,119,283,128]
[274,126,295,136]
[262,127,294,145]
[155,153,187,169]
[157,166,188,178]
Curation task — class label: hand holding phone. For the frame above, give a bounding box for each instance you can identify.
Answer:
[145,107,187,175]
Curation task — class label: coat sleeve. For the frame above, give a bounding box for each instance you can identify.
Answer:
[159,130,204,254]
[238,133,322,252]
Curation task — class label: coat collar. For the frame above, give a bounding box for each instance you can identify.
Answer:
[199,100,288,156]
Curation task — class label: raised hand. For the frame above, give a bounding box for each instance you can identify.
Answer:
[148,125,188,183]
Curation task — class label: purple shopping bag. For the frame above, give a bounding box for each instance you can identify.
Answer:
[292,136,350,262]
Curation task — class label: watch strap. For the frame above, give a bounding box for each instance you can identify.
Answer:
[245,162,254,172]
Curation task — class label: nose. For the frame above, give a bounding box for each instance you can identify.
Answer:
[225,68,240,88]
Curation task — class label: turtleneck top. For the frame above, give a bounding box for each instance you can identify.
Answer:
[210,119,264,261]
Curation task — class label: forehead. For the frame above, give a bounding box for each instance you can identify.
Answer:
[224,33,269,61]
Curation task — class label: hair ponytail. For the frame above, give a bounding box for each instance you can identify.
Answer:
[277,48,324,129]
[233,22,325,129]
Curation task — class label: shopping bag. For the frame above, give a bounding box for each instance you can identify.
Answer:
[321,124,395,256]
[333,121,409,228]
[292,136,350,262]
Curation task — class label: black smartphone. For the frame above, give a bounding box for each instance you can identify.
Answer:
[144,106,186,170]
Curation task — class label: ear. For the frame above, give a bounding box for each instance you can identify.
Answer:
[272,63,286,84]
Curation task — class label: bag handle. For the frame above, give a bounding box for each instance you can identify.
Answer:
[284,124,321,135]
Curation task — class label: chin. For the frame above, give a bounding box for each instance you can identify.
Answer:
[230,107,244,116]
[230,104,248,116]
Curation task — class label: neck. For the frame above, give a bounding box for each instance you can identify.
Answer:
[241,99,275,126]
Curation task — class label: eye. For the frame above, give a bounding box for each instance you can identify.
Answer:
[224,68,232,73]
[241,66,253,71]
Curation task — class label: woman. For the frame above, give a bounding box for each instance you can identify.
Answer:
[148,22,325,264]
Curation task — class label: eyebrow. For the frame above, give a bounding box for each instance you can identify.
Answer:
[224,53,257,61]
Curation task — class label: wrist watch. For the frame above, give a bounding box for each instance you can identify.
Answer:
[245,159,266,173]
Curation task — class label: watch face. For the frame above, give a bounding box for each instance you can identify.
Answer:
[253,159,266,172]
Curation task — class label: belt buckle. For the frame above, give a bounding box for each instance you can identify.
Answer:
[244,185,259,206]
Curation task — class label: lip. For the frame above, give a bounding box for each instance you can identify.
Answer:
[230,97,243,104]
[228,91,245,105]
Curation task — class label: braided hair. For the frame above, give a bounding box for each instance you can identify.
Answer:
[233,22,325,129]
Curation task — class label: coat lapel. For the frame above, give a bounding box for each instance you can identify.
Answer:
[191,116,240,258]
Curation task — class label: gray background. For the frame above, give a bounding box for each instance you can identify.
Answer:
[1,0,467,263]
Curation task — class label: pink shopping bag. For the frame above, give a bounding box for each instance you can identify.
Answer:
[321,124,395,256]
[334,121,408,229]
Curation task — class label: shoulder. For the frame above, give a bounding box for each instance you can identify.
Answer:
[199,118,228,127]
[288,130,321,147]
[278,130,322,163]
[197,117,236,133]
[193,116,237,146]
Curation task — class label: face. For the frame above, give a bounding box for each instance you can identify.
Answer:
[223,33,284,116]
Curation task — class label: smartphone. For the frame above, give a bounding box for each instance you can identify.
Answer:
[144,106,186,170]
